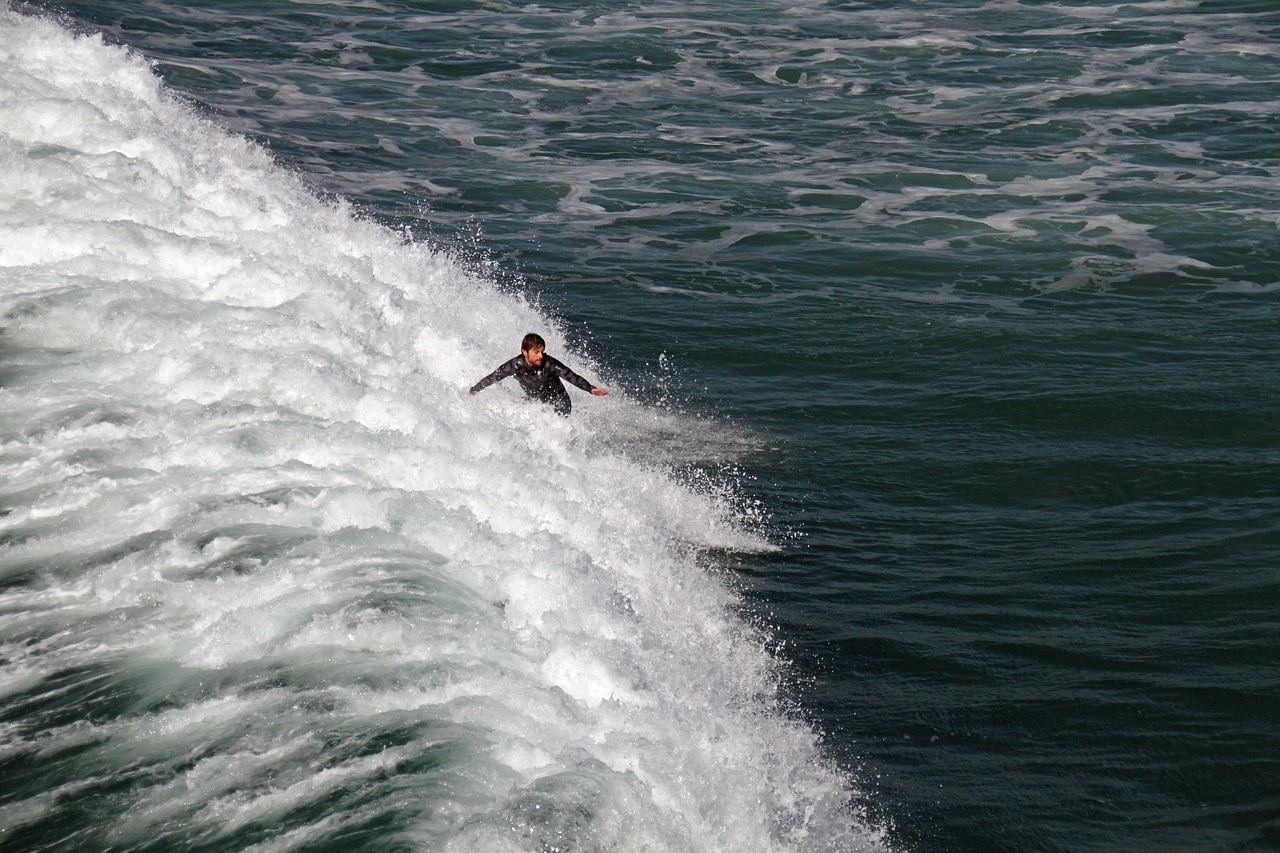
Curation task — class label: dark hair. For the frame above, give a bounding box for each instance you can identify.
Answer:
[521,332,546,352]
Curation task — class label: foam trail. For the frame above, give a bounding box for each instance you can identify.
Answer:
[0,7,886,851]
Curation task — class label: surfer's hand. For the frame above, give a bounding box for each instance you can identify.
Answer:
[592,387,608,396]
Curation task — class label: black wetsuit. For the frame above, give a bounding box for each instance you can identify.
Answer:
[470,353,598,415]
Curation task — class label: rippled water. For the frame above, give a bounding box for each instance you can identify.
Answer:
[5,1,1280,851]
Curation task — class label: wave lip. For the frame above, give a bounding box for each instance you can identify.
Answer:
[0,8,886,852]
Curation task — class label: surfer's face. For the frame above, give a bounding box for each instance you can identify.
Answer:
[522,346,544,367]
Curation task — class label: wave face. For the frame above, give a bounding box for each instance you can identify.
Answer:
[0,9,886,851]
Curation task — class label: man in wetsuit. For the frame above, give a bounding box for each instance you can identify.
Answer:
[469,333,608,416]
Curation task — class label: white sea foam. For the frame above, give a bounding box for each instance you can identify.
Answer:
[0,7,884,851]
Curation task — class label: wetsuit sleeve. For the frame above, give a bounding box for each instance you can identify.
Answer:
[546,355,598,393]
[470,356,520,394]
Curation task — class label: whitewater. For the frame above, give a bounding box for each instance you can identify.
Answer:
[0,8,885,851]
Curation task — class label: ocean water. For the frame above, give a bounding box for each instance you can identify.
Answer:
[1,1,1277,851]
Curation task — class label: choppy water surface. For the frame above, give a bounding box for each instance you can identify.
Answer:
[4,1,1280,851]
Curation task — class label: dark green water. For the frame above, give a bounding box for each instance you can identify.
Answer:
[14,0,1280,850]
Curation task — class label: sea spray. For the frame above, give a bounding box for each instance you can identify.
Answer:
[0,8,886,851]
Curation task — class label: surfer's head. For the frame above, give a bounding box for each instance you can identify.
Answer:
[521,332,546,367]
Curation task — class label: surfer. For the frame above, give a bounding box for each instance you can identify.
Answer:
[469,333,608,416]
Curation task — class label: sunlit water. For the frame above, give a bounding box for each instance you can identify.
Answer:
[0,8,885,851]
[4,1,1280,851]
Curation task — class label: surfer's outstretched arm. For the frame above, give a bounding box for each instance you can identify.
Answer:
[469,356,520,395]
[546,355,607,396]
